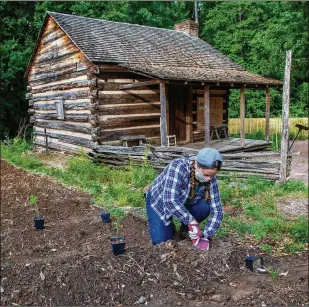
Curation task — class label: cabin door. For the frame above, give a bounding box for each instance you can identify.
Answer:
[168,86,188,143]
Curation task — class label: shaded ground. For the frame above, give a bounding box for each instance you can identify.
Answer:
[1,160,308,306]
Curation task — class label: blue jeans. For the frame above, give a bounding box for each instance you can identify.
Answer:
[146,192,210,245]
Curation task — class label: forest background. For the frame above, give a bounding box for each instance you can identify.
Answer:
[1,1,308,137]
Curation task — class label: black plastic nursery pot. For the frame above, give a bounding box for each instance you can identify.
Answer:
[110,236,126,256]
[101,212,111,223]
[245,256,264,272]
[34,216,45,230]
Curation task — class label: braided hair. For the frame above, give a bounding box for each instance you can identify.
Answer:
[189,161,211,201]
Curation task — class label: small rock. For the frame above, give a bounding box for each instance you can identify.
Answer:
[229,282,237,288]
[209,294,231,303]
[51,249,57,252]
[261,302,266,307]
[138,296,147,304]
[40,271,45,281]
[25,263,31,267]
[0,286,4,293]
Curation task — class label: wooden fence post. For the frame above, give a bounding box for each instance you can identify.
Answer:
[279,50,292,183]
[204,85,210,146]
[240,87,246,147]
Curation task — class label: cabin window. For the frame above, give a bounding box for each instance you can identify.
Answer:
[55,100,65,120]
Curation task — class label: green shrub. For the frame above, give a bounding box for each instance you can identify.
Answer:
[219,185,233,204]
[244,202,262,219]
[245,176,274,196]
[129,163,157,188]
[285,242,305,254]
[227,218,251,234]
[278,179,308,193]
[289,216,308,243]
[259,244,272,253]
[66,156,111,182]
[215,225,229,238]
[1,138,43,170]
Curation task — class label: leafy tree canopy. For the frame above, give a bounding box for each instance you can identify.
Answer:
[1,1,307,137]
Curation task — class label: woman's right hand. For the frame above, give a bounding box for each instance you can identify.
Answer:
[188,222,202,240]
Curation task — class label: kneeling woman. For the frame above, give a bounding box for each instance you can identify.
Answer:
[146,148,223,251]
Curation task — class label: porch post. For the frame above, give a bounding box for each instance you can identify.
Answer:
[186,87,193,143]
[240,86,246,147]
[265,87,270,142]
[160,82,168,146]
[204,85,210,146]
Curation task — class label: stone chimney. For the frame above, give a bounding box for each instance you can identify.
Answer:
[174,20,199,37]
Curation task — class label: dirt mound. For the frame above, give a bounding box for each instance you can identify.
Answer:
[1,160,308,306]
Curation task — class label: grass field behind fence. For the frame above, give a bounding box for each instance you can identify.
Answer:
[228,118,308,139]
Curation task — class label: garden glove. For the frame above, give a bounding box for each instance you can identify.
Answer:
[192,237,210,251]
[188,223,203,240]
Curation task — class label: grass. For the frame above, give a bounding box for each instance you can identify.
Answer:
[267,266,279,281]
[1,138,308,255]
[215,175,308,254]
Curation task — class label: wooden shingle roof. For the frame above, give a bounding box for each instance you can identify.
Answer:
[30,12,282,86]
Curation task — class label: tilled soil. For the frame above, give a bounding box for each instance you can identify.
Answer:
[1,160,308,306]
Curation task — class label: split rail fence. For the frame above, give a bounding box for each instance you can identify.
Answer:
[89,144,291,180]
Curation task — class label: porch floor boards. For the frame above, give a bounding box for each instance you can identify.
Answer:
[183,137,270,153]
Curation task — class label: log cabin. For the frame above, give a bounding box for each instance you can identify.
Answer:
[25,12,282,154]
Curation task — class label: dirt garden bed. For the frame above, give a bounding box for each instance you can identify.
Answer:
[1,159,308,306]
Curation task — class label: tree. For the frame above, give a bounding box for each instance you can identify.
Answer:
[200,1,308,117]
[1,1,307,138]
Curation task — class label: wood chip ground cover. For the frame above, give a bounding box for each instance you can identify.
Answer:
[1,160,308,306]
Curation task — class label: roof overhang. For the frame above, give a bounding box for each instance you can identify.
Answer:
[119,64,283,89]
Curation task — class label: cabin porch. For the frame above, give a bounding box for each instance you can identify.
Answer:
[183,137,270,153]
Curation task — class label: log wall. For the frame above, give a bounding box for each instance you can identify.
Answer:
[26,16,99,153]
[95,67,161,143]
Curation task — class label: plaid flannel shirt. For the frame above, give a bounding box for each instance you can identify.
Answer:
[149,158,223,239]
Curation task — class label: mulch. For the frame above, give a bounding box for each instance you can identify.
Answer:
[1,159,308,306]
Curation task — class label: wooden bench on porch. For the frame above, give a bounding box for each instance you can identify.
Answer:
[210,124,228,142]
[120,135,147,147]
